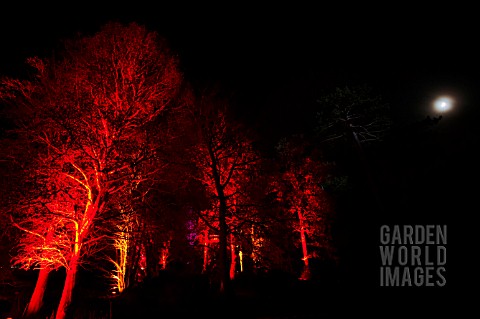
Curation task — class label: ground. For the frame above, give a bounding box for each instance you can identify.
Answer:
[1,266,461,318]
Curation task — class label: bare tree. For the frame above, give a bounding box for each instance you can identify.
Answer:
[186,90,259,294]
[316,85,391,211]
[0,22,183,319]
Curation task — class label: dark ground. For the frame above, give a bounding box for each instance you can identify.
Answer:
[1,257,464,319]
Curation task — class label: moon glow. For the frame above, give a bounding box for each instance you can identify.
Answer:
[433,96,454,113]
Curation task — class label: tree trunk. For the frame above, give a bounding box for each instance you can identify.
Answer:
[218,198,230,295]
[351,129,383,212]
[250,225,259,271]
[298,210,310,280]
[25,267,50,317]
[207,139,231,296]
[229,233,236,280]
[25,227,55,317]
[238,249,243,273]
[55,254,79,319]
[117,239,127,293]
[202,229,209,273]
[160,241,169,271]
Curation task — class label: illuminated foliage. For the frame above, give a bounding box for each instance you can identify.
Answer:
[186,91,260,293]
[0,22,182,318]
[273,138,337,280]
[106,212,136,293]
[0,18,346,318]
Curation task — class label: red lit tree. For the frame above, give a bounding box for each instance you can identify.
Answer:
[274,137,337,280]
[186,91,259,294]
[0,22,182,319]
[0,114,76,317]
[103,187,184,292]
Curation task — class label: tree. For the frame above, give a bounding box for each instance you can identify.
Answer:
[0,112,74,318]
[274,138,336,280]
[0,22,183,319]
[186,90,259,294]
[316,85,391,147]
[315,85,391,211]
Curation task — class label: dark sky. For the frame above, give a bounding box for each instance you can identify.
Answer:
[1,4,479,123]
[1,6,478,178]
[1,4,477,166]
[1,4,477,184]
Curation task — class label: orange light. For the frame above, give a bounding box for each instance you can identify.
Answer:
[239,250,243,272]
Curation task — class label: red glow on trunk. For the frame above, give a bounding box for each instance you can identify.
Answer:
[298,210,310,280]
[25,267,50,316]
[202,229,209,273]
[55,255,79,319]
[160,240,170,270]
[273,156,336,280]
[229,233,236,280]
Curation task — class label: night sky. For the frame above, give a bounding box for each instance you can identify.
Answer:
[1,3,477,313]
[2,5,479,120]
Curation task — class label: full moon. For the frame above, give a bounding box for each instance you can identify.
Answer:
[433,96,454,113]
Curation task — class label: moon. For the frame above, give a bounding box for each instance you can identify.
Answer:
[433,96,454,113]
